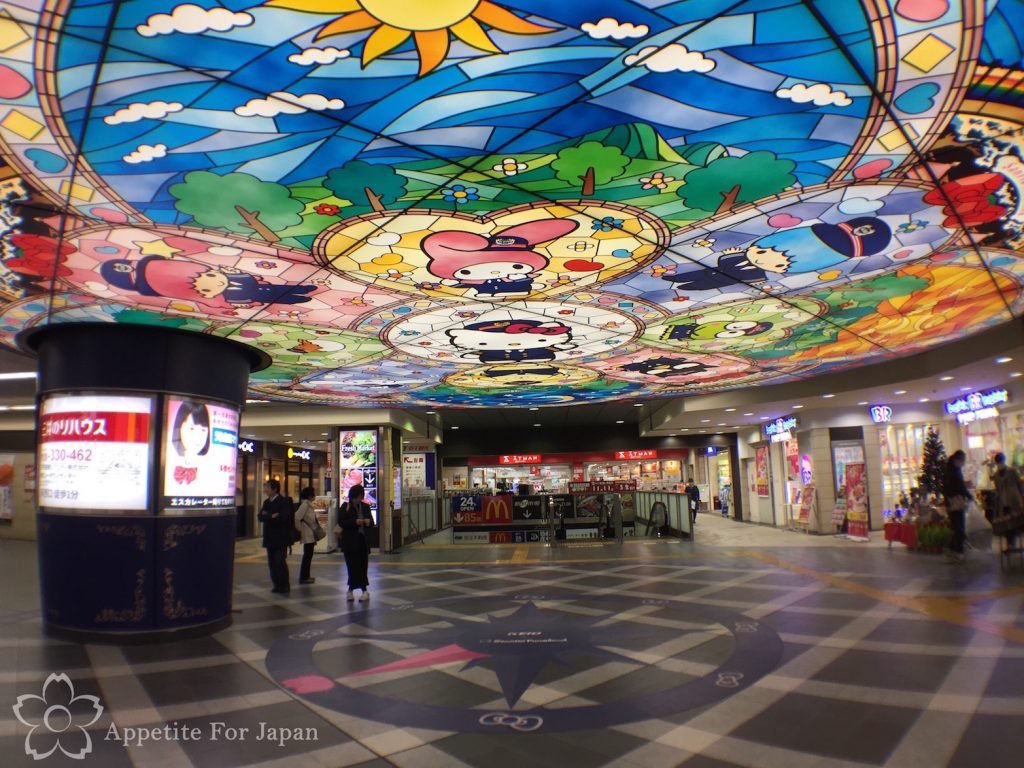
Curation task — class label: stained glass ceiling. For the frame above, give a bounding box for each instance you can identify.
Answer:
[0,0,1021,408]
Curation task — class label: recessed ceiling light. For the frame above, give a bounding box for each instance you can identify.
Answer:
[996,356,1013,364]
[792,404,804,409]
[615,420,624,424]
[725,407,736,412]
[670,433,676,436]
[700,419,711,423]
[939,375,954,381]
[0,372,35,380]
[960,386,972,392]
[822,394,835,399]
[1011,372,1023,378]
[743,412,754,416]
[451,426,459,430]
[919,397,930,403]
[529,407,538,411]
[759,416,769,420]
[321,432,329,436]
[681,428,690,432]
[426,411,436,415]
[717,423,726,426]
[633,403,644,407]
[857,401,869,406]
[533,423,541,427]
[700,429,707,432]
[282,433,292,436]
[894,390,907,395]
[10,404,34,410]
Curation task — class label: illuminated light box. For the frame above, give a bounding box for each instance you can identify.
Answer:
[162,398,239,510]
[339,430,378,521]
[764,416,799,444]
[38,394,153,511]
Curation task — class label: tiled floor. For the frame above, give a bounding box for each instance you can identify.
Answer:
[3,514,1024,767]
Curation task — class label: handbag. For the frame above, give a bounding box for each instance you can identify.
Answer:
[303,517,327,541]
[946,495,967,513]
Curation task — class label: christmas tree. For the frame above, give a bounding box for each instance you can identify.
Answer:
[917,426,947,498]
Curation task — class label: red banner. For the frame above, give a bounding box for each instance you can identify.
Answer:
[615,450,657,460]
[40,412,150,444]
[453,495,514,525]
[499,454,541,465]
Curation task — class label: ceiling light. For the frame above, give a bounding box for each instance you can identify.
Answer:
[717,423,726,426]
[451,426,459,430]
[1011,372,1022,378]
[10,405,34,411]
[792,405,803,409]
[700,419,710,423]
[633,403,644,407]
[321,432,329,436]
[822,394,835,399]
[533,423,541,427]
[894,390,907,395]
[426,411,436,415]
[282,433,292,437]
[960,386,972,392]
[615,420,624,424]
[529,407,538,411]
[681,428,690,432]
[919,397,930,403]
[857,401,868,406]
[759,416,769,420]
[725,407,736,412]
[939,375,953,381]
[0,372,35,380]
[743,412,753,416]
[996,356,1013,364]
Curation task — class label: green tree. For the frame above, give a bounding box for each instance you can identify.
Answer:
[551,141,629,196]
[677,151,796,215]
[917,426,947,499]
[169,172,303,242]
[324,160,407,213]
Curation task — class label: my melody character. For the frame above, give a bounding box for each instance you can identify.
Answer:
[446,319,575,363]
[663,217,892,291]
[100,255,316,310]
[620,356,713,379]
[423,218,578,297]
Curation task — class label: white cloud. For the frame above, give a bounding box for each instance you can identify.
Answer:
[104,101,183,125]
[123,144,167,164]
[775,82,852,107]
[234,92,345,117]
[137,4,253,37]
[582,18,649,39]
[624,44,715,73]
[288,47,351,66]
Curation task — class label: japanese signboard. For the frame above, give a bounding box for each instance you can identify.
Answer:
[499,454,542,465]
[614,450,657,460]
[162,398,239,510]
[39,394,153,511]
[944,388,1009,425]
[403,453,427,487]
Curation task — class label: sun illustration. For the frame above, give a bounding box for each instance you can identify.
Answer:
[267,0,558,76]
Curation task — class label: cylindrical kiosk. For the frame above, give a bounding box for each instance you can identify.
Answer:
[20,323,269,642]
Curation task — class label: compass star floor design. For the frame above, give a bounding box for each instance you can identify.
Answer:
[3,515,1024,768]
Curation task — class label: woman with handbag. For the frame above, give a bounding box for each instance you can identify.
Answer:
[295,486,319,585]
[336,484,374,602]
[943,450,971,563]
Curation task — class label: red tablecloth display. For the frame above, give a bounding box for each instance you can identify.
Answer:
[884,522,917,549]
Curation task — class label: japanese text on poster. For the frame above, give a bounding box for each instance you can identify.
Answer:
[162,398,238,510]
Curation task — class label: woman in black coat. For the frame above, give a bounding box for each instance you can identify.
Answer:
[942,449,971,562]
[336,484,374,601]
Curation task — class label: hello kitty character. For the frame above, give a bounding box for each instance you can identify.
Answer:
[423,218,578,297]
[446,319,575,363]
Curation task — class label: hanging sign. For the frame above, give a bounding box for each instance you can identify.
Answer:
[764,416,799,443]
[944,388,1009,425]
[869,405,893,424]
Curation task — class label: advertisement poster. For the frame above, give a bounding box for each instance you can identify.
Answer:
[844,462,870,540]
[39,394,152,511]
[339,430,378,520]
[403,453,426,488]
[0,454,13,519]
[755,446,769,497]
[797,483,815,524]
[23,462,35,492]
[162,398,238,509]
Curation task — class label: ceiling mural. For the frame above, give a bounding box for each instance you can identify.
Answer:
[0,0,1020,407]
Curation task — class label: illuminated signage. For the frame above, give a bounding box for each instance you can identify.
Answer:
[499,454,541,465]
[764,416,799,443]
[287,447,311,460]
[568,481,637,493]
[869,405,893,424]
[614,450,657,460]
[944,388,1009,424]
[39,394,152,511]
[339,430,378,520]
[237,440,256,454]
[705,446,718,456]
[163,398,239,510]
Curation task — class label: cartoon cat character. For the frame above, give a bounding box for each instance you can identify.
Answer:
[446,319,575,363]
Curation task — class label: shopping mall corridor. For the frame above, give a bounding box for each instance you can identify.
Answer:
[3,514,1023,768]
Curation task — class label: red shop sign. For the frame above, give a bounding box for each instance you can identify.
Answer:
[615,450,657,460]
[499,454,542,465]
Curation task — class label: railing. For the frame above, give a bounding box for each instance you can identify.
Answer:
[402,495,438,544]
[634,491,693,539]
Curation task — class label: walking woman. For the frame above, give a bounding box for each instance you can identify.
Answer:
[295,486,317,585]
[337,484,373,602]
[943,449,971,563]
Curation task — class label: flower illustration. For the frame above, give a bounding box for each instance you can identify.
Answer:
[693,238,716,248]
[492,157,527,176]
[897,219,929,234]
[591,216,624,232]
[13,673,104,760]
[639,171,674,191]
[254,260,278,270]
[315,203,341,216]
[443,184,479,205]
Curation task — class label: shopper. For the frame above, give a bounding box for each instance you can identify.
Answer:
[686,479,700,526]
[337,484,374,602]
[942,450,971,563]
[992,452,1024,546]
[295,486,318,585]
[259,479,292,594]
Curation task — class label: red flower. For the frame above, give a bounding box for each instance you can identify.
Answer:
[6,234,74,278]
[315,203,341,216]
[923,173,1007,228]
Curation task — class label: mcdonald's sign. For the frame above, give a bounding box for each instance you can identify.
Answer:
[483,495,513,523]
[489,530,514,544]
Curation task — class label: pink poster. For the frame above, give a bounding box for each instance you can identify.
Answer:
[755,446,769,497]
[844,462,869,540]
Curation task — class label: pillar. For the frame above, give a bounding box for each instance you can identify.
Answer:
[21,323,268,642]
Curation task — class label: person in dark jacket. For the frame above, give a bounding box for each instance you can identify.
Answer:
[943,450,971,563]
[336,484,374,602]
[686,479,700,526]
[259,479,293,593]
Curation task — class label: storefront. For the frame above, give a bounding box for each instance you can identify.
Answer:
[946,387,1023,486]
[461,449,692,496]
[237,439,328,537]
[763,417,804,526]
